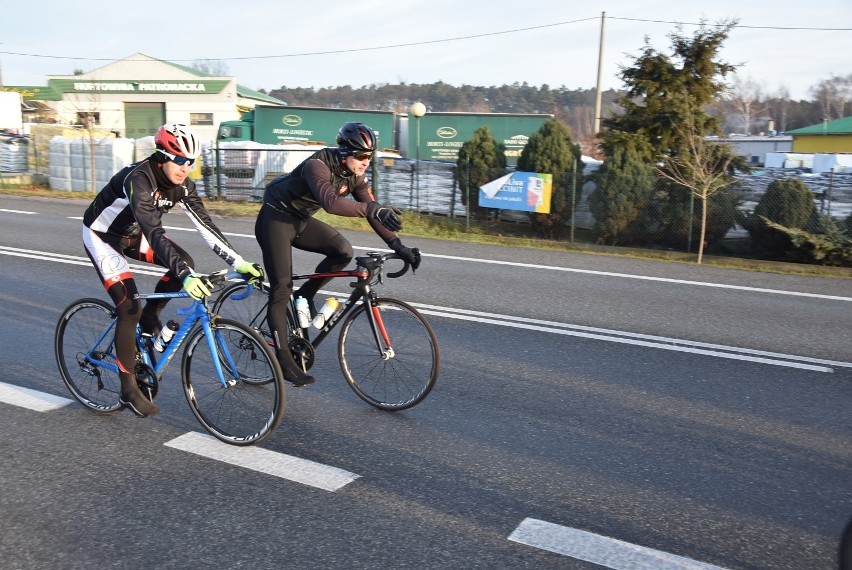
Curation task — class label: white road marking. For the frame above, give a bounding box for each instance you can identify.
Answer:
[2,245,848,371]
[164,431,360,491]
[64,222,852,302]
[412,305,843,372]
[0,208,37,215]
[509,518,730,570]
[418,252,852,302]
[0,381,73,412]
[1,380,358,491]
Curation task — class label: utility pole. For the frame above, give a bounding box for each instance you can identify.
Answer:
[593,12,606,136]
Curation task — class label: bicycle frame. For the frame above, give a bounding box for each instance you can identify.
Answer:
[83,291,239,388]
[226,261,394,357]
[291,267,372,348]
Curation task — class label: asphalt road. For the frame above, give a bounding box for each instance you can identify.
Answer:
[0,194,850,569]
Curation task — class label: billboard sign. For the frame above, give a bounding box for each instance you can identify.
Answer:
[479,171,552,213]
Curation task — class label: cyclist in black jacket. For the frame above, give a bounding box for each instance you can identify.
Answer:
[257,122,420,387]
[83,123,264,417]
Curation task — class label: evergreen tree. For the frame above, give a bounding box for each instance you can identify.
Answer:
[598,20,744,260]
[600,20,738,162]
[517,118,582,238]
[587,146,656,245]
[745,178,816,256]
[456,126,507,221]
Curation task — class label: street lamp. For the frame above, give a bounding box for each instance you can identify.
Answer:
[410,102,426,212]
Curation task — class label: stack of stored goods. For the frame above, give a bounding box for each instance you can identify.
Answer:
[0,135,29,173]
[47,134,134,191]
[28,124,115,184]
[68,137,135,191]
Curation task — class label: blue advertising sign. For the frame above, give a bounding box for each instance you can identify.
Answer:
[478,171,552,213]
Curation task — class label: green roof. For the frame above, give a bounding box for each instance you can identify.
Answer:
[785,116,852,135]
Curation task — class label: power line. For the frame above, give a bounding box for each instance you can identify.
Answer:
[609,16,852,31]
[0,16,848,64]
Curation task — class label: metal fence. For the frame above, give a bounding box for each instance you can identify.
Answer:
[198,146,852,265]
[201,146,467,217]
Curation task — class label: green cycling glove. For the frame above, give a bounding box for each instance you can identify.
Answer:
[235,261,265,285]
[183,273,212,301]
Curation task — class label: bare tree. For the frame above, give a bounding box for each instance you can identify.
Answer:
[656,110,738,264]
[191,59,230,76]
[725,74,769,134]
[810,74,852,120]
[771,84,791,133]
[64,92,111,193]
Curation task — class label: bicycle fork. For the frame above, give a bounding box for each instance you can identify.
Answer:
[368,302,395,360]
[201,317,238,387]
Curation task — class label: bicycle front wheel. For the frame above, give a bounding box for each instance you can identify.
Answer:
[181,318,284,446]
[54,298,124,414]
[338,297,439,411]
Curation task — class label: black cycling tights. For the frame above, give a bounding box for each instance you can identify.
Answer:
[104,245,194,377]
[255,205,353,368]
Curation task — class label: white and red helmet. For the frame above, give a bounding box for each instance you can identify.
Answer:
[154,123,200,159]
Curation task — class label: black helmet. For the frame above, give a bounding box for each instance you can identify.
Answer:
[337,122,377,155]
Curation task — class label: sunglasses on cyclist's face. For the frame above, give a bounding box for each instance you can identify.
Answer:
[352,151,374,161]
[158,149,196,166]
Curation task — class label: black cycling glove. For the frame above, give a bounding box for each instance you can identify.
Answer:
[367,202,403,232]
[390,238,421,272]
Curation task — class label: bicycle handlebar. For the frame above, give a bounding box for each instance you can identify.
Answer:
[176,270,253,315]
[355,251,415,281]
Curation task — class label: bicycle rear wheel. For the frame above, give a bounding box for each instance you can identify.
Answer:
[181,317,284,446]
[54,298,124,414]
[212,280,314,372]
[212,282,273,346]
[338,297,439,411]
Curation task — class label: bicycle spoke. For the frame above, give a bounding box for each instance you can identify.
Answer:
[339,298,439,410]
[55,299,124,414]
[182,318,284,445]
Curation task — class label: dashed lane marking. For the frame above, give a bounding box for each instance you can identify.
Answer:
[0,382,359,491]
[0,381,73,412]
[0,208,37,215]
[509,518,730,570]
[164,431,360,491]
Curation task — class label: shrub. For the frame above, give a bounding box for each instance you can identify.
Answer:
[745,178,816,256]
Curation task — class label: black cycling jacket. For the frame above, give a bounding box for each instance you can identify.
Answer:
[83,156,244,280]
[263,147,397,245]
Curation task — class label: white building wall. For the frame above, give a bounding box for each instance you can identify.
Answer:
[40,54,246,143]
[47,88,243,143]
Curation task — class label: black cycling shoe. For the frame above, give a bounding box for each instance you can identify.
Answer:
[120,394,160,418]
[120,376,159,417]
[284,368,316,387]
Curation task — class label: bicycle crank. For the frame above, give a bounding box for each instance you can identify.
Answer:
[289,337,316,371]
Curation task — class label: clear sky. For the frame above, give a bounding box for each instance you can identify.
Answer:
[1,0,849,101]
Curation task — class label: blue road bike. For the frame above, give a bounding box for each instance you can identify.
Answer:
[54,270,285,446]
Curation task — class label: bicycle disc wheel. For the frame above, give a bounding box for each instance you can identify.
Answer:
[212,282,273,346]
[338,297,439,411]
[54,298,124,414]
[181,318,284,446]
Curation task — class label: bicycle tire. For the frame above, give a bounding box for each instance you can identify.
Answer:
[213,281,312,371]
[338,297,439,411]
[54,298,124,414]
[181,317,285,446]
[212,282,273,346]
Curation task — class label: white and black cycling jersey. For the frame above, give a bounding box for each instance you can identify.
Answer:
[83,156,245,281]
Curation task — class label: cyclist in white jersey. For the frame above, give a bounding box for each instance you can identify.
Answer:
[82,123,263,417]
